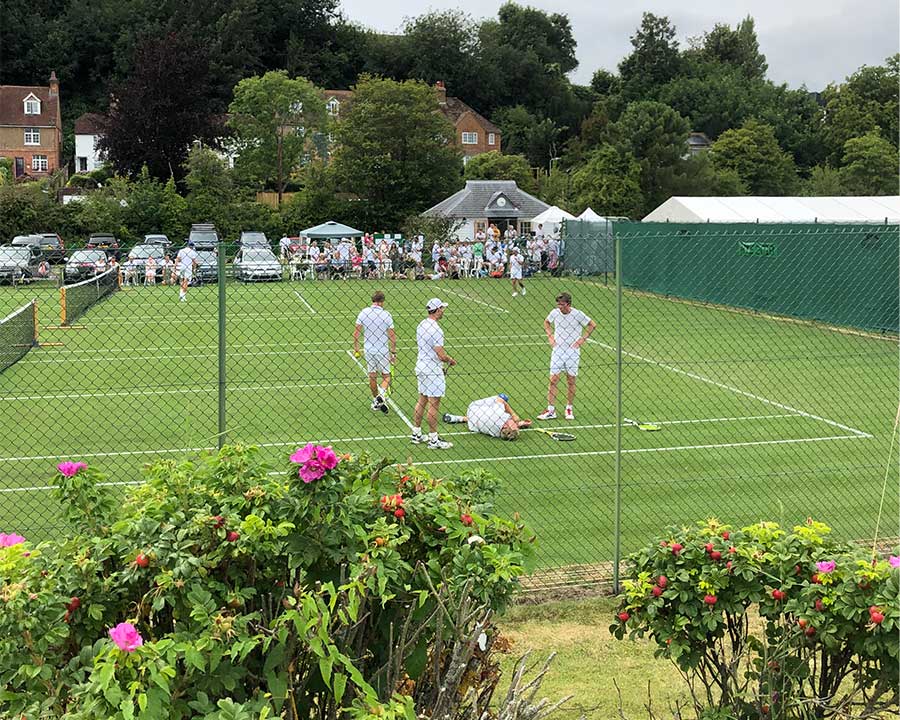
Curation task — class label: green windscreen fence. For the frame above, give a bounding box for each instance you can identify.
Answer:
[612,222,899,333]
[561,219,615,274]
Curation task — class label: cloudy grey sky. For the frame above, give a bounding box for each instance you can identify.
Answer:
[338,0,899,90]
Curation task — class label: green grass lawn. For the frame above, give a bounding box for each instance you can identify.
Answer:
[0,274,894,576]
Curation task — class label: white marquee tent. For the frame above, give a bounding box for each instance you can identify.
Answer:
[531,206,576,235]
[642,196,900,224]
[577,207,604,221]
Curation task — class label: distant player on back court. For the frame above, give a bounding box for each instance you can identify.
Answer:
[353,290,397,414]
[509,247,526,296]
[174,240,199,302]
[412,298,456,449]
[537,292,596,421]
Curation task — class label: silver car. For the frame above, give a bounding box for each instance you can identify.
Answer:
[234,247,282,282]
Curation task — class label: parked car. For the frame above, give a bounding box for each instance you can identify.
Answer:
[11,234,43,249]
[143,233,171,250]
[188,223,219,251]
[0,245,42,283]
[39,233,66,262]
[64,249,108,282]
[192,249,219,284]
[126,244,165,279]
[233,247,282,282]
[85,233,120,259]
[238,231,270,249]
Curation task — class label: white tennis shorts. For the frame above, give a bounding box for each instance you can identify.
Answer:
[416,370,446,398]
[510,268,522,280]
[366,352,390,374]
[179,269,193,282]
[550,347,581,376]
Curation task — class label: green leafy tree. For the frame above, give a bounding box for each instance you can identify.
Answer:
[463,152,537,194]
[280,162,360,231]
[839,133,899,195]
[590,69,620,96]
[800,165,843,196]
[618,13,682,100]
[710,120,798,195]
[661,153,747,198]
[228,71,327,203]
[694,17,767,79]
[183,147,234,228]
[569,145,643,218]
[495,2,578,74]
[331,76,462,228]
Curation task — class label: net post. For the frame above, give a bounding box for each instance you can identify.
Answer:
[60,287,67,326]
[32,299,38,345]
[613,230,623,595]
[217,241,227,449]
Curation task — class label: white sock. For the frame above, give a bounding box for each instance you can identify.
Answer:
[412,426,422,436]
[547,405,555,412]
[429,432,438,441]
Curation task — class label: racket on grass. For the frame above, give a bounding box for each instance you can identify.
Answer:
[533,428,576,442]
[624,417,661,432]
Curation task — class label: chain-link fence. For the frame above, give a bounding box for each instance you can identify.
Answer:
[0,225,896,591]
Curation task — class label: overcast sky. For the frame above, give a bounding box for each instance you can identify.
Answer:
[338,0,899,90]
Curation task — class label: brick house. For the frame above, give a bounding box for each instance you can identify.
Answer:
[322,81,500,163]
[0,71,63,179]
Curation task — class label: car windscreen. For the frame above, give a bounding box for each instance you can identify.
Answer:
[191,232,217,244]
[90,236,115,244]
[128,245,164,259]
[0,247,29,262]
[242,249,276,261]
[11,236,39,246]
[70,250,105,262]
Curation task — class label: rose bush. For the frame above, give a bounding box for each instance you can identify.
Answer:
[611,519,898,719]
[0,445,535,718]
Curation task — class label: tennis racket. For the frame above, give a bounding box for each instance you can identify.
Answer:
[624,417,661,432]
[383,361,394,397]
[533,428,576,442]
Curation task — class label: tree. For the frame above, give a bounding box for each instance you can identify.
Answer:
[618,13,682,100]
[710,120,798,195]
[463,152,537,193]
[839,133,899,195]
[183,147,234,227]
[495,2,578,74]
[590,69,620,96]
[800,165,843,196]
[228,71,327,203]
[662,153,747,198]
[569,145,643,218]
[331,76,462,228]
[695,17,767,80]
[100,32,221,182]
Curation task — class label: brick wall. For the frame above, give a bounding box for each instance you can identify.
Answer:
[455,115,500,157]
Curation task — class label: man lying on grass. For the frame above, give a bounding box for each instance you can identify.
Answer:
[443,394,532,440]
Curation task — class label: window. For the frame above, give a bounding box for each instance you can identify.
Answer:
[327,99,339,116]
[461,131,478,145]
[488,132,495,146]
[23,96,40,114]
[519,222,532,236]
[77,157,88,172]
[32,155,48,171]
[24,128,40,145]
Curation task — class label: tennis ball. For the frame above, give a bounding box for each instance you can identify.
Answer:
[354,351,361,358]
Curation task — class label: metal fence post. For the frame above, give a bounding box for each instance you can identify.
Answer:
[217,242,226,449]
[613,232,623,594]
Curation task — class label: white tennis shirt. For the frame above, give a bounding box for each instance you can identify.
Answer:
[416,317,444,373]
[355,305,394,355]
[546,307,591,347]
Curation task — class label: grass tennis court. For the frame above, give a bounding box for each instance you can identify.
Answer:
[0,275,894,575]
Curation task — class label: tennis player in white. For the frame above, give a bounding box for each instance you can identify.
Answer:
[412,298,456,449]
[537,292,596,421]
[174,241,199,302]
[509,247,526,296]
[354,290,397,414]
[443,394,532,440]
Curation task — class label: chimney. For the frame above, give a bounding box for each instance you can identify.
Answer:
[49,71,59,96]
[435,80,447,105]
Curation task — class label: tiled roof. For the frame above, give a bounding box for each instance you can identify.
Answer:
[74,112,106,135]
[0,85,59,128]
[423,181,550,219]
[441,96,500,134]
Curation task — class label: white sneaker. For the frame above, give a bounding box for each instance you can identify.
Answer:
[411,432,425,444]
[512,292,518,296]
[565,407,575,420]
[537,408,557,420]
[521,287,526,295]
[428,437,453,449]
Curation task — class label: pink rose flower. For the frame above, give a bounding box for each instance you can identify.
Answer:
[0,533,26,547]
[290,444,316,465]
[299,459,325,483]
[108,622,143,652]
[57,461,88,478]
[889,555,900,568]
[315,445,339,470]
[815,560,836,574]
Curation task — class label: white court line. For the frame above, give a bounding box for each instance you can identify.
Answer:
[1,480,142,494]
[346,350,413,429]
[443,288,509,313]
[587,339,874,439]
[0,413,817,466]
[414,434,867,467]
[293,290,316,314]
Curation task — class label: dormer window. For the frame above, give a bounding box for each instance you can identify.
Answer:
[327,99,339,116]
[23,94,41,115]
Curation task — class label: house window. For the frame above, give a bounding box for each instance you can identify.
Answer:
[327,99,339,116]
[24,98,41,115]
[32,154,48,171]
[519,222,532,236]
[488,133,495,146]
[461,131,478,145]
[77,157,88,172]
[24,128,40,145]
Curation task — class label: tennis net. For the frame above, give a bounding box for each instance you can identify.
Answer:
[60,268,120,326]
[0,299,37,373]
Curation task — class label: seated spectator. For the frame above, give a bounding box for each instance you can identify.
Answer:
[162,255,174,285]
[145,255,157,285]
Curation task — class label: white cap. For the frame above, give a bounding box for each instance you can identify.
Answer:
[426,298,448,312]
